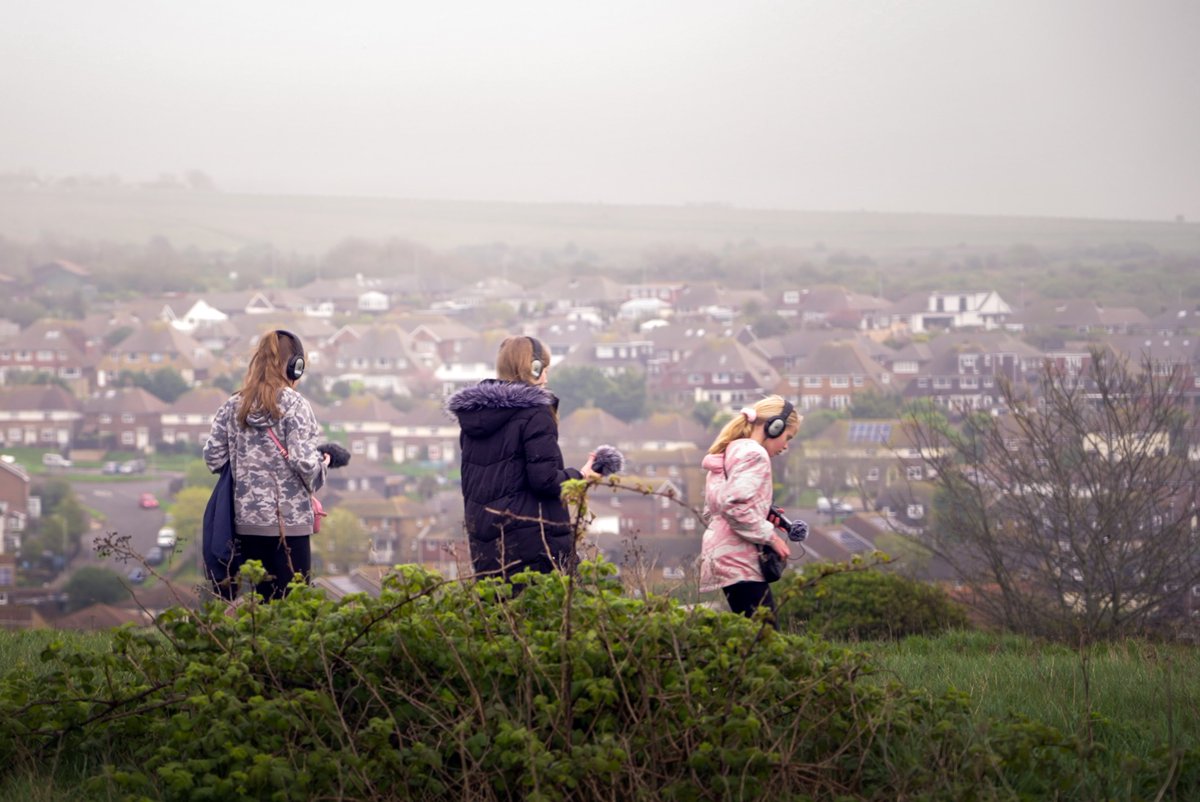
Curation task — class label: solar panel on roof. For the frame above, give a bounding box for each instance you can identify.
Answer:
[848,422,891,443]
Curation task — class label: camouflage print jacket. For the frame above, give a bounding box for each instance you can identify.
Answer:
[203,388,326,537]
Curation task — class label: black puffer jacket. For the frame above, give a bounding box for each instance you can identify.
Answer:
[446,380,582,578]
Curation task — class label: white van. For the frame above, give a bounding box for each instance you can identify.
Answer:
[42,453,72,468]
[156,527,177,548]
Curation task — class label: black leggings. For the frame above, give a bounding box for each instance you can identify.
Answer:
[231,534,312,601]
[722,581,777,628]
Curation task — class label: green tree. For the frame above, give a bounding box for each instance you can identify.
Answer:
[551,365,646,422]
[312,508,371,573]
[605,368,647,422]
[906,348,1200,641]
[691,400,719,429]
[62,566,128,611]
[748,312,790,338]
[849,389,904,419]
[117,368,190,403]
[168,486,212,549]
[183,459,218,490]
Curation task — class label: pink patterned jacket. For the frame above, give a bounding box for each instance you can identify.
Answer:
[697,438,777,592]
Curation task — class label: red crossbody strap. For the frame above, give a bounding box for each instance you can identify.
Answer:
[266,428,289,458]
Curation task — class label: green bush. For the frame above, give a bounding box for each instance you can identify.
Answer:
[777,564,971,640]
[0,560,1194,800]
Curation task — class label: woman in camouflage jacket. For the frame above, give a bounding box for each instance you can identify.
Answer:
[204,330,329,600]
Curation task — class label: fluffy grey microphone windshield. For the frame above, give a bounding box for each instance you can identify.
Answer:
[592,444,624,476]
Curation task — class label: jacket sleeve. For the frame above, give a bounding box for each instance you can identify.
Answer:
[717,446,775,545]
[283,393,327,493]
[203,398,233,473]
[523,407,580,498]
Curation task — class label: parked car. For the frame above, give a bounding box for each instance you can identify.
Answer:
[102,461,120,475]
[145,546,164,566]
[41,453,72,469]
[139,492,159,509]
[119,459,147,475]
[127,567,146,584]
[817,497,855,515]
[156,527,177,548]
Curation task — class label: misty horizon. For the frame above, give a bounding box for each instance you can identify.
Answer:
[4,2,1199,224]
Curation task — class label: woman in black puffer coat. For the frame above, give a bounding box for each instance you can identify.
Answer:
[446,335,597,579]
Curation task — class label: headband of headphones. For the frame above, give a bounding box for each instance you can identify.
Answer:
[763,398,795,439]
[274,329,306,382]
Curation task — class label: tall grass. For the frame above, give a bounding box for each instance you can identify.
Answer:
[868,629,1200,757]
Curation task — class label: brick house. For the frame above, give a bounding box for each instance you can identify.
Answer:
[161,386,230,447]
[80,387,168,452]
[97,322,214,387]
[654,339,783,408]
[0,320,94,395]
[793,339,890,411]
[0,457,32,555]
[0,385,82,450]
[324,394,406,463]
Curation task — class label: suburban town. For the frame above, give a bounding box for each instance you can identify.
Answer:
[2,259,1198,631]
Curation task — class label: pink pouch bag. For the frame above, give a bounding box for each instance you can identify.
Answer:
[266,428,327,534]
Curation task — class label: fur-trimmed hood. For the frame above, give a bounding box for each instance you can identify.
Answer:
[446,379,559,439]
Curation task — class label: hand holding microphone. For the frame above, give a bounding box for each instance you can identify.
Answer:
[768,504,809,542]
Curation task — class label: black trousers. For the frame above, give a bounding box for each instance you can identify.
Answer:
[722,580,777,628]
[231,534,312,601]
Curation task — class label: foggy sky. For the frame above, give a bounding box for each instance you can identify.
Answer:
[3,1,1198,222]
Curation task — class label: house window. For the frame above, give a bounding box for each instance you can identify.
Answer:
[661,518,672,531]
[853,376,864,387]
[121,431,134,445]
[830,395,850,409]
[907,504,925,519]
[933,377,951,389]
[99,414,112,424]
[37,350,53,361]
[713,372,730,385]
[682,516,696,530]
[150,352,164,363]
[121,413,135,424]
[906,466,923,480]
[783,290,800,304]
[688,373,704,385]
[803,376,822,388]
[830,376,849,388]
[960,377,979,389]
[0,566,13,586]
[917,377,929,389]
[866,467,880,481]
[352,441,365,454]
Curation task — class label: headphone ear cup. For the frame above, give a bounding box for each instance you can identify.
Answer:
[530,359,543,379]
[766,417,783,438]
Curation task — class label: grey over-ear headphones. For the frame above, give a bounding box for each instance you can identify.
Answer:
[764,399,795,439]
[275,330,306,382]
[527,336,547,380]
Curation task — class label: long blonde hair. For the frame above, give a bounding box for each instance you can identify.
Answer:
[496,335,550,384]
[707,395,799,455]
[236,331,299,428]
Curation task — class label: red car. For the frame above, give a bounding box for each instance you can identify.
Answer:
[139,492,159,509]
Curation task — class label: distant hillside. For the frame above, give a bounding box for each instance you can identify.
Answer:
[1,186,1197,258]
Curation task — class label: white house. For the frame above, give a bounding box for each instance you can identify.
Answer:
[912,291,1012,332]
[173,299,228,332]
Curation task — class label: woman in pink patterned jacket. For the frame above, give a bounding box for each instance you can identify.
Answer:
[698,395,800,623]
